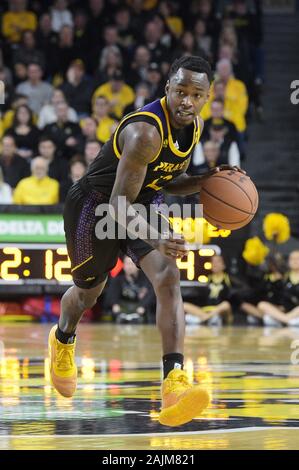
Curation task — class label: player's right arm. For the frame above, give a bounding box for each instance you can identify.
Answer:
[109,121,188,259]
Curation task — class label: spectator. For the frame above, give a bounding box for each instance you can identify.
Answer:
[12,62,28,86]
[123,82,151,115]
[208,123,240,166]
[92,96,117,143]
[80,117,98,141]
[158,1,184,41]
[0,167,13,204]
[16,62,53,114]
[95,45,124,86]
[183,255,233,325]
[59,157,87,202]
[193,18,212,60]
[12,29,46,69]
[145,62,165,101]
[51,25,77,76]
[143,20,169,65]
[35,12,58,62]
[13,156,59,205]
[1,94,29,132]
[114,5,136,49]
[103,256,155,323]
[86,0,107,66]
[202,98,239,142]
[257,251,299,326]
[0,135,30,188]
[219,23,238,57]
[87,0,106,38]
[193,0,220,38]
[172,30,207,62]
[51,0,73,33]
[126,45,152,87]
[77,117,100,152]
[38,136,69,183]
[2,0,37,44]
[60,60,93,117]
[73,10,91,61]
[215,59,248,133]
[84,140,102,166]
[190,140,221,175]
[43,101,82,159]
[228,0,264,115]
[101,24,121,49]
[201,60,248,135]
[92,70,135,120]
[38,89,78,129]
[5,104,40,160]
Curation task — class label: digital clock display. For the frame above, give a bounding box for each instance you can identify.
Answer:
[0,244,72,285]
[0,243,221,286]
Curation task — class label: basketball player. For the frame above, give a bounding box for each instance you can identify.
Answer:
[48,56,240,426]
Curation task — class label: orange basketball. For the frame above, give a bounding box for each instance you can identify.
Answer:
[200,170,259,230]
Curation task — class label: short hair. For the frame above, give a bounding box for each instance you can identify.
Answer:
[39,135,56,145]
[169,56,213,83]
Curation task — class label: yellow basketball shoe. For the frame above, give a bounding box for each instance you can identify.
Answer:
[48,325,77,398]
[159,369,210,426]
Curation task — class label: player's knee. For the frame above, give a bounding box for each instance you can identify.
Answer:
[154,263,180,296]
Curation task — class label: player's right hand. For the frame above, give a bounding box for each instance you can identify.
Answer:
[157,233,189,259]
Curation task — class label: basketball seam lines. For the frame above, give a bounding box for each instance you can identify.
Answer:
[201,187,255,215]
[203,209,251,225]
[204,175,255,211]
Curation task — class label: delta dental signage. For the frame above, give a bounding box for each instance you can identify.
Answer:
[0,215,65,243]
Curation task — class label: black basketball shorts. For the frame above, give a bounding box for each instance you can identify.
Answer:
[63,181,169,289]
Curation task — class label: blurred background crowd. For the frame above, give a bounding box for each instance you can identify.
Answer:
[1,0,298,328]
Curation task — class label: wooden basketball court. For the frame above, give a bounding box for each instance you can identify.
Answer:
[0,324,299,450]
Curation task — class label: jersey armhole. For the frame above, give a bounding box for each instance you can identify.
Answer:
[113,112,164,163]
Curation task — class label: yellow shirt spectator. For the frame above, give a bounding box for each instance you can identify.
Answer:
[201,60,248,132]
[13,176,59,205]
[92,72,135,120]
[13,157,59,205]
[92,95,118,142]
[96,116,117,143]
[201,78,248,132]
[2,11,37,43]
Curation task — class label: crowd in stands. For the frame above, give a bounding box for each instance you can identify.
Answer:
[0,0,263,205]
[0,0,276,327]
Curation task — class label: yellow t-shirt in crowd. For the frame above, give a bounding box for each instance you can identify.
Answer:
[2,11,37,43]
[200,77,248,132]
[13,176,59,205]
[95,116,117,143]
[92,83,135,120]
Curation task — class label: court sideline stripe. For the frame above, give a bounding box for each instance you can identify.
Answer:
[1,427,299,438]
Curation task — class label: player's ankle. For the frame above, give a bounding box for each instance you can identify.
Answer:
[55,325,76,344]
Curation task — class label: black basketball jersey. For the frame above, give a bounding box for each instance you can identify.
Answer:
[85,96,201,203]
